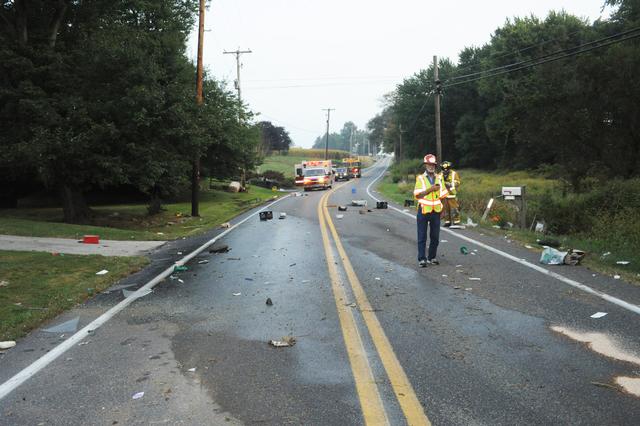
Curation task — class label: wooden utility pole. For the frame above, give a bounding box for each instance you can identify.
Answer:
[192,0,205,217]
[322,108,335,160]
[223,48,252,104]
[398,124,404,162]
[433,55,443,163]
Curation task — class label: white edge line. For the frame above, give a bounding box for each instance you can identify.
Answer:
[365,159,640,317]
[0,194,292,401]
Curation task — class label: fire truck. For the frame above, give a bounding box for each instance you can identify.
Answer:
[342,158,362,178]
[294,160,334,191]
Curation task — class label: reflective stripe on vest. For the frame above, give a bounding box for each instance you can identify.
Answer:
[416,173,444,214]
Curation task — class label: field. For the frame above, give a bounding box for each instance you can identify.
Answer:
[259,149,375,179]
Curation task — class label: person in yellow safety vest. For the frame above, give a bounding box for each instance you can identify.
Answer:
[414,154,449,268]
[440,161,461,227]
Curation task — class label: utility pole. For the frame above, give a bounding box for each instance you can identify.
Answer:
[192,0,205,217]
[349,127,354,157]
[322,108,335,160]
[223,48,252,189]
[223,48,252,104]
[434,55,443,163]
[398,124,405,162]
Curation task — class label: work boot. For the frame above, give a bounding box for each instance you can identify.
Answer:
[419,259,427,268]
[428,259,439,265]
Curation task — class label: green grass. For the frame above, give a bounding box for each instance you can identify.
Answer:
[377,169,640,284]
[0,251,149,340]
[0,185,282,241]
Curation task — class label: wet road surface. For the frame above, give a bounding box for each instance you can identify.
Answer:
[1,158,640,425]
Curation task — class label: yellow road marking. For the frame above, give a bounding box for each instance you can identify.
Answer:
[322,187,432,426]
[317,190,389,426]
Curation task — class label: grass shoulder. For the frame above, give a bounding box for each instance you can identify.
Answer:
[0,251,149,341]
[0,186,281,241]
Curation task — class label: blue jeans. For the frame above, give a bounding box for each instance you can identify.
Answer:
[417,211,440,261]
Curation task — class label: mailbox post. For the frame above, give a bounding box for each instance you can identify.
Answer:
[501,186,527,229]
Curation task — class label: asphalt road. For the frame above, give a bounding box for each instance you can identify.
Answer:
[1,158,640,425]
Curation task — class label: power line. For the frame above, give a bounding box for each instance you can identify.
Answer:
[445,26,640,85]
[443,30,640,89]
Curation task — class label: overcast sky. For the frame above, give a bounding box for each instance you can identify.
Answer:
[188,1,612,148]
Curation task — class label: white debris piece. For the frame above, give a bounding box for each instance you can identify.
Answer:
[336,214,344,219]
[95,270,108,275]
[232,292,242,296]
[0,341,16,350]
[469,277,482,281]
[616,261,630,265]
[590,312,608,319]
[132,392,144,400]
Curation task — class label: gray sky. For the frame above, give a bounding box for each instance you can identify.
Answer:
[189,1,612,148]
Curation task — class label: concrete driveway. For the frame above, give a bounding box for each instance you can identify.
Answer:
[0,235,165,256]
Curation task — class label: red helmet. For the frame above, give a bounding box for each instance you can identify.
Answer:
[423,154,437,165]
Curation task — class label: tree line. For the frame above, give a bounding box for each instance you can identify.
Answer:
[311,121,377,155]
[367,0,640,190]
[0,0,287,222]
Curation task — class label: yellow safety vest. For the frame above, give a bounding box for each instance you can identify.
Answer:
[413,173,448,214]
[443,169,460,199]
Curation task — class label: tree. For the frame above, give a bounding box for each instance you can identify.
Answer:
[258,121,292,155]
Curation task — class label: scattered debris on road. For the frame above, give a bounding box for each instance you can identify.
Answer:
[132,392,144,400]
[336,214,344,219]
[209,244,230,253]
[460,246,469,255]
[346,302,357,308]
[0,341,16,350]
[198,259,209,264]
[266,298,273,306]
[232,292,242,296]
[220,222,231,228]
[338,206,348,211]
[376,201,388,209]
[43,317,80,333]
[259,211,274,221]
[466,217,478,227]
[469,277,482,281]
[351,200,367,207]
[245,278,253,281]
[614,275,621,280]
[187,367,196,372]
[591,312,608,319]
[540,247,585,265]
[173,265,188,272]
[616,261,630,265]
[269,336,296,348]
[279,212,287,219]
[82,235,100,244]
[375,277,381,280]
[96,269,109,275]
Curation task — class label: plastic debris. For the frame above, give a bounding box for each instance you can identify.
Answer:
[43,317,80,334]
[456,264,463,268]
[259,211,273,221]
[346,302,357,308]
[351,188,357,194]
[466,217,478,227]
[375,277,381,280]
[96,270,109,275]
[535,222,545,233]
[449,225,465,229]
[187,367,196,372]
[469,277,482,281]
[279,212,287,219]
[376,201,388,209]
[132,392,144,400]
[601,252,611,257]
[442,274,448,277]
[0,280,8,287]
[245,278,254,281]
[540,247,585,265]
[301,280,310,283]
[440,240,448,243]
[616,261,630,265]
[173,265,188,272]
[0,341,16,350]
[525,244,533,249]
[460,246,469,255]
[198,260,209,264]
[336,214,344,219]
[351,200,367,207]
[269,336,296,348]
[338,206,347,211]
[591,312,608,319]
[177,251,183,255]
[232,292,242,296]
[220,222,231,228]
[266,298,273,306]
[614,275,621,280]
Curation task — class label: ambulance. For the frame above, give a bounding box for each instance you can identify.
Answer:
[294,160,334,191]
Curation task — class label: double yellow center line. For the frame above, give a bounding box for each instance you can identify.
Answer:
[318,187,431,426]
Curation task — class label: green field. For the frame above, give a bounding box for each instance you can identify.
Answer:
[259,150,376,179]
[377,167,640,284]
[0,251,149,340]
[0,185,282,241]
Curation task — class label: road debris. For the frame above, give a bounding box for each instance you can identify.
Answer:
[43,317,80,333]
[289,263,296,267]
[96,270,109,275]
[351,200,367,207]
[232,292,242,296]
[187,367,196,372]
[198,259,209,264]
[259,211,273,221]
[269,336,296,348]
[465,288,473,291]
[209,244,230,253]
[525,244,534,249]
[404,199,415,207]
[0,341,16,350]
[616,261,630,265]
[376,201,388,209]
[590,312,608,319]
[449,225,466,229]
[346,302,357,308]
[338,206,348,211]
[375,277,381,280]
[440,240,448,243]
[227,257,241,261]
[460,246,469,255]
[0,280,8,287]
[614,275,621,280]
[466,217,478,227]
[279,212,287,219]
[540,247,585,265]
[469,277,482,281]
[220,222,231,228]
[266,298,273,306]
[301,280,310,283]
[132,392,145,400]
[601,251,611,258]
[336,214,344,219]
[173,265,188,272]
